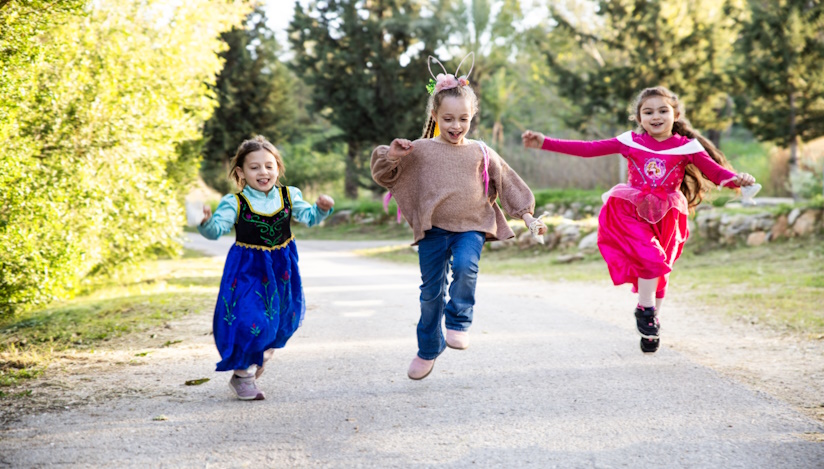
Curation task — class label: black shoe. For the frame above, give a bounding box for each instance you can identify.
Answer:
[640,337,660,353]
[634,306,660,339]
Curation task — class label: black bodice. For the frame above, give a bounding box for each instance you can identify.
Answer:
[234,186,293,249]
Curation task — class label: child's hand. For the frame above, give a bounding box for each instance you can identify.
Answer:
[201,205,212,225]
[734,173,756,186]
[388,138,414,159]
[317,195,335,212]
[521,130,546,149]
[523,213,548,236]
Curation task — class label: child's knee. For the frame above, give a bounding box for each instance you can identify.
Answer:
[450,258,479,278]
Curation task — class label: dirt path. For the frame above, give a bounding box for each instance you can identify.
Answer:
[1,236,822,467]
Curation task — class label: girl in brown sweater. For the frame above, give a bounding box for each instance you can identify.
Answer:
[371,54,547,380]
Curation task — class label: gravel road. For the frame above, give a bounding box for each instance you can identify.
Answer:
[1,234,822,468]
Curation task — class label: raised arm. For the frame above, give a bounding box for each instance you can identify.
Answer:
[690,151,739,188]
[289,187,333,227]
[523,129,623,158]
[370,139,414,189]
[197,194,238,240]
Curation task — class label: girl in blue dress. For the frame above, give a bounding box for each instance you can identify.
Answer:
[198,136,334,400]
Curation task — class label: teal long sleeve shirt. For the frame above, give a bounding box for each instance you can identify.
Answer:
[197,185,333,240]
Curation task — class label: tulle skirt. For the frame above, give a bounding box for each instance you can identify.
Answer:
[213,240,305,372]
[597,195,688,299]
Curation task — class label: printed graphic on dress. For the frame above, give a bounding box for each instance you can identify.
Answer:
[644,158,666,181]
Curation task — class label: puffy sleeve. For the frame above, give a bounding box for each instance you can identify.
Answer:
[197,193,238,240]
[288,186,333,227]
[489,146,535,219]
[370,145,403,189]
[690,151,738,188]
[541,137,625,158]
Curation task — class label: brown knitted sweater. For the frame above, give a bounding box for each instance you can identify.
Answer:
[371,138,535,244]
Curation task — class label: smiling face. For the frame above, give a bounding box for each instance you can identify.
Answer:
[236,149,279,194]
[432,95,473,145]
[638,95,678,141]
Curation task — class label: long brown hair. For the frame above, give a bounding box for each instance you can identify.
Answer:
[421,85,480,139]
[630,86,735,210]
[227,135,285,190]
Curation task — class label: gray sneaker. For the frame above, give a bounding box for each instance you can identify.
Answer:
[228,374,265,400]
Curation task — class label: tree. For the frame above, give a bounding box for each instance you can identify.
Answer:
[0,0,86,122]
[0,0,250,316]
[443,0,527,147]
[540,0,739,146]
[202,6,300,193]
[733,0,824,197]
[289,0,449,197]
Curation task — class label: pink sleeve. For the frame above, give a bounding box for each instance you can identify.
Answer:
[541,137,624,158]
[690,151,738,187]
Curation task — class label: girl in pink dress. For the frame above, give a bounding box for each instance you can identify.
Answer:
[522,86,756,353]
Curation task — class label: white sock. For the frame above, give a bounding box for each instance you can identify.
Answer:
[637,278,658,309]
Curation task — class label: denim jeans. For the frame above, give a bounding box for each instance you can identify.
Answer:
[416,227,485,360]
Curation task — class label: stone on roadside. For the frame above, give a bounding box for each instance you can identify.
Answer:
[327,209,352,226]
[792,210,819,236]
[746,231,768,246]
[577,231,598,252]
[771,215,789,239]
[518,231,539,248]
[555,253,585,264]
[788,208,802,226]
[488,239,514,251]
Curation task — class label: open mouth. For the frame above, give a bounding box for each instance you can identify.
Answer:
[257,178,270,186]
[447,130,462,140]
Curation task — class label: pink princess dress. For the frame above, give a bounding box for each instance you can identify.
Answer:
[541,132,739,298]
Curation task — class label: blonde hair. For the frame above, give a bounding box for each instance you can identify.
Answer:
[421,85,480,139]
[227,135,285,190]
[630,86,735,210]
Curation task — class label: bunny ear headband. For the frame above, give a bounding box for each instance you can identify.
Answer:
[426,52,475,95]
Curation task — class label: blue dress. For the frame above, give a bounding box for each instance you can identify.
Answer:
[212,186,305,372]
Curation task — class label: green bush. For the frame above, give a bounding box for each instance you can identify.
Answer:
[533,188,605,208]
[720,135,772,194]
[0,1,251,318]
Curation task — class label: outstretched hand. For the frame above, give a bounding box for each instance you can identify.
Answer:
[388,138,414,159]
[734,173,756,186]
[521,130,546,149]
[201,205,212,225]
[317,194,335,212]
[522,213,548,236]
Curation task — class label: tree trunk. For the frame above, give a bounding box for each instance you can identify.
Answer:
[705,129,722,149]
[789,91,799,200]
[345,141,360,199]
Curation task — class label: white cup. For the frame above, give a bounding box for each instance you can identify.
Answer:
[185,201,204,227]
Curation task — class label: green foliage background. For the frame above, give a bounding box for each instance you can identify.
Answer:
[0,0,251,317]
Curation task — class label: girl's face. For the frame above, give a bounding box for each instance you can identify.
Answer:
[432,95,473,145]
[236,149,279,193]
[639,96,678,141]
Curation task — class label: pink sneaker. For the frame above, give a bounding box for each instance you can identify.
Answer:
[228,374,265,400]
[407,356,435,380]
[446,329,469,350]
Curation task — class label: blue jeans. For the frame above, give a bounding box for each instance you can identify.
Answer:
[416,227,485,360]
